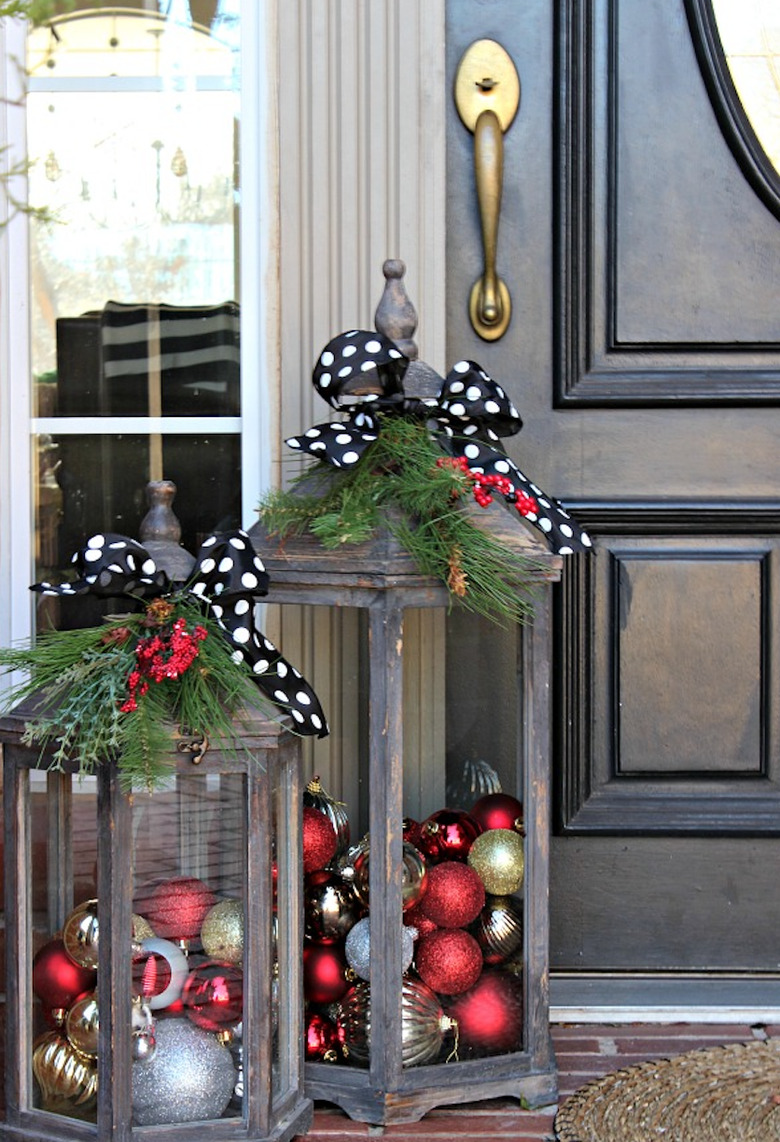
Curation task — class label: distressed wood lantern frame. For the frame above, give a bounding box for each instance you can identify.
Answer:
[250,516,562,1125]
[0,704,312,1142]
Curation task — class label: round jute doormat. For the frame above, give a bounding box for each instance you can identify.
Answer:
[554,1039,780,1142]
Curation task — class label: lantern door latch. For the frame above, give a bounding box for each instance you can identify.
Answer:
[454,39,520,341]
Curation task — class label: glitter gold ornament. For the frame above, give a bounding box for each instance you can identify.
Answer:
[64,991,100,1057]
[467,829,525,896]
[337,978,455,1068]
[32,1030,99,1110]
[62,899,100,968]
[200,898,244,964]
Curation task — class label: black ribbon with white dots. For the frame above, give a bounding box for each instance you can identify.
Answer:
[286,330,591,555]
[32,529,328,738]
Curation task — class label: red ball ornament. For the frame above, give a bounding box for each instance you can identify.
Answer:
[402,817,423,848]
[135,876,216,942]
[418,809,482,863]
[303,942,349,1005]
[416,929,483,996]
[419,861,485,928]
[403,901,438,939]
[181,961,243,1032]
[444,969,524,1055]
[32,939,97,1011]
[470,793,524,835]
[304,1011,341,1062]
[303,806,339,873]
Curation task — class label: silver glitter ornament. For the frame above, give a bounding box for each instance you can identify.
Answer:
[132,1018,236,1125]
[344,917,415,981]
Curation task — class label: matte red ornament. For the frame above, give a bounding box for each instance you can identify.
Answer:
[135,875,216,942]
[303,942,349,1005]
[470,793,524,835]
[416,928,483,996]
[419,861,485,928]
[303,805,339,873]
[304,1011,341,1062]
[181,961,243,1032]
[418,809,482,863]
[444,969,524,1055]
[403,901,438,939]
[32,939,97,1011]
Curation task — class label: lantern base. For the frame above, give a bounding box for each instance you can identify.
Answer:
[305,1059,557,1126]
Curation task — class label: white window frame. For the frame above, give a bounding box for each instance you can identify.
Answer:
[0,7,276,683]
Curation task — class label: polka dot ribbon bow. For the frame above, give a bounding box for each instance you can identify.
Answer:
[287,329,591,555]
[31,529,329,738]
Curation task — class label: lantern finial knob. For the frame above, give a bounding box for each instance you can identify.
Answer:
[374,259,418,360]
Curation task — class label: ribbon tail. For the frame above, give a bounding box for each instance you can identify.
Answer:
[285,416,379,469]
[440,437,593,555]
[30,533,169,599]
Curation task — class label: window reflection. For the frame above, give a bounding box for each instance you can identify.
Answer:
[711,0,780,174]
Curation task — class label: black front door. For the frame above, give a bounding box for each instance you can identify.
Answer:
[446,0,780,1005]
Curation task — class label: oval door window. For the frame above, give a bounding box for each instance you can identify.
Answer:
[686,0,780,218]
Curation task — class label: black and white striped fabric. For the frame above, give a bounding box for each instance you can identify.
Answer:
[100,301,240,415]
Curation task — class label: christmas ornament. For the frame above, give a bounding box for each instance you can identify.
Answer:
[419,861,485,928]
[136,875,216,943]
[181,962,244,1033]
[446,757,502,808]
[137,936,190,1011]
[132,1017,236,1125]
[444,969,524,1055]
[32,1030,99,1110]
[303,942,350,1005]
[64,991,100,1057]
[403,817,423,848]
[403,900,438,939]
[467,829,525,896]
[416,928,483,996]
[303,805,339,873]
[304,871,361,943]
[474,895,524,965]
[331,835,370,884]
[337,978,455,1068]
[352,839,428,911]
[32,938,97,1011]
[418,809,482,863]
[305,1012,341,1063]
[344,917,415,982]
[470,792,524,835]
[62,898,100,969]
[131,999,157,1062]
[200,898,244,964]
[131,913,156,954]
[304,774,351,853]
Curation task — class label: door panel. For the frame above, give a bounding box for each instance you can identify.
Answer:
[446,0,780,984]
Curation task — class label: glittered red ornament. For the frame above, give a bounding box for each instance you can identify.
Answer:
[418,809,482,863]
[32,939,97,1011]
[403,901,438,939]
[403,817,423,848]
[416,929,483,996]
[303,806,339,873]
[181,961,243,1032]
[470,793,524,835]
[305,1011,341,1062]
[419,861,485,928]
[303,942,349,1005]
[444,969,524,1055]
[135,876,216,942]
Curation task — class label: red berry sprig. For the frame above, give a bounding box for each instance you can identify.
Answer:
[121,615,208,713]
[435,456,538,518]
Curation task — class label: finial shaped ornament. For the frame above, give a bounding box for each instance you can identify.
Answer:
[374,259,418,360]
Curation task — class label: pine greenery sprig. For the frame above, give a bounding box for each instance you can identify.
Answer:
[0,598,265,790]
[259,416,547,626]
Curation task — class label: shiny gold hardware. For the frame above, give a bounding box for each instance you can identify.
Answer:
[176,727,209,764]
[454,40,520,341]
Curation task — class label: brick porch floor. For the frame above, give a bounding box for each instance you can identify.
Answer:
[302,1021,773,1140]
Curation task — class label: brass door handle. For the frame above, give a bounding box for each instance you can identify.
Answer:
[455,40,520,341]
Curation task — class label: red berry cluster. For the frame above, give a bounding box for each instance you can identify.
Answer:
[435,456,538,518]
[121,616,207,713]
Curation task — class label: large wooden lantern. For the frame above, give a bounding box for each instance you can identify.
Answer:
[248,262,574,1124]
[0,705,311,1142]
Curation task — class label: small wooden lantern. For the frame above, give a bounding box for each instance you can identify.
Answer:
[0,704,312,1142]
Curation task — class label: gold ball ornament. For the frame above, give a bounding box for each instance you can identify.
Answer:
[32,1030,99,1110]
[200,899,244,965]
[62,899,100,969]
[64,991,100,1057]
[337,978,455,1067]
[467,829,525,896]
